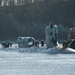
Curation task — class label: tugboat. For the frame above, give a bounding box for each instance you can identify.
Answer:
[63,27,75,49]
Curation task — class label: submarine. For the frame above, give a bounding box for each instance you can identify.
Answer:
[45,23,75,53]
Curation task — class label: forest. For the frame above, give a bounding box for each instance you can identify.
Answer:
[0,0,75,40]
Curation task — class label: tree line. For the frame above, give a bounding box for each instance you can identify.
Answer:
[0,0,75,6]
[0,0,75,40]
[0,0,45,6]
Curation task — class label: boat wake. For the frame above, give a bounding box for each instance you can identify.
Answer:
[0,44,75,54]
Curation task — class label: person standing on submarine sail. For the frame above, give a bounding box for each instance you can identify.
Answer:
[50,22,58,46]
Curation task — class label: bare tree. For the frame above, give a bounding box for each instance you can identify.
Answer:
[17,0,21,6]
[22,0,25,5]
[0,0,2,6]
[3,0,8,6]
[8,0,15,6]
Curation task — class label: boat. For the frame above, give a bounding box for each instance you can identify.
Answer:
[63,27,75,49]
[17,37,35,48]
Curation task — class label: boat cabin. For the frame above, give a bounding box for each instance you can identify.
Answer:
[68,28,75,39]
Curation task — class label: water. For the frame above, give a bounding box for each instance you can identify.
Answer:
[0,44,75,75]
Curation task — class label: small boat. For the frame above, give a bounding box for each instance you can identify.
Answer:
[17,37,35,48]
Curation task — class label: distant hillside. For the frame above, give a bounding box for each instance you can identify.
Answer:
[0,0,75,40]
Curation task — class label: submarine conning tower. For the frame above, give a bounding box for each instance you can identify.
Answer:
[45,22,58,48]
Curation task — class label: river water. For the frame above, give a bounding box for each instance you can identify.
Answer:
[0,44,75,75]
